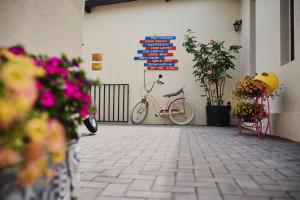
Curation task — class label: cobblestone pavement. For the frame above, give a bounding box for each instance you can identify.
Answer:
[78,125,300,200]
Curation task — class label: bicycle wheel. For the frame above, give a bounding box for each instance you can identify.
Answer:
[169,99,195,125]
[130,101,148,124]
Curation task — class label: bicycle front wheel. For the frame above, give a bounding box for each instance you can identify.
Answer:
[169,99,195,125]
[130,101,148,124]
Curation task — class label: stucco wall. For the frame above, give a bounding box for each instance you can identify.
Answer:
[82,0,242,125]
[0,0,84,57]
[255,0,300,142]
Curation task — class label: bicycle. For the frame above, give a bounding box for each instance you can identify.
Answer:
[130,70,195,125]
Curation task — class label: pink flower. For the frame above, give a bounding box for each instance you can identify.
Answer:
[44,64,60,75]
[57,68,69,78]
[64,80,81,98]
[40,91,56,107]
[34,59,41,66]
[46,57,61,66]
[82,93,91,104]
[43,57,68,77]
[80,106,89,117]
[36,82,44,90]
[207,70,213,75]
[8,46,26,55]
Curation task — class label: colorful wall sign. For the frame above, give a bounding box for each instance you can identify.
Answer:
[134,35,178,70]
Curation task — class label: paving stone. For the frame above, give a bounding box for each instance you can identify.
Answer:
[153,185,195,193]
[98,197,146,200]
[290,191,300,200]
[223,195,270,200]
[80,172,100,181]
[176,181,215,187]
[218,182,244,195]
[235,178,261,189]
[198,194,223,200]
[80,181,108,189]
[197,186,220,195]
[243,188,290,198]
[102,184,129,196]
[155,175,175,186]
[126,190,172,199]
[119,174,156,180]
[174,193,198,200]
[130,180,153,190]
[93,177,132,184]
[177,172,195,181]
[79,187,102,200]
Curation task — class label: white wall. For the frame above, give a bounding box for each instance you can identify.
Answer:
[0,0,84,57]
[83,0,242,125]
[253,0,300,142]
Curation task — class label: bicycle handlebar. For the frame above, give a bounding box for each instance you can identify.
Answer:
[143,70,164,93]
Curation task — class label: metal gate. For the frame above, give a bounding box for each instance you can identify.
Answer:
[90,84,129,122]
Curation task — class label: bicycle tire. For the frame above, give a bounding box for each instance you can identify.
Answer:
[169,99,195,125]
[130,101,148,124]
[83,115,98,133]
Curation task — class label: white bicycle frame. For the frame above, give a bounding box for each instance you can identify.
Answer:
[140,71,186,117]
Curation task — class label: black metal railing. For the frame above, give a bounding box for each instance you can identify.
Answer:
[90,84,129,122]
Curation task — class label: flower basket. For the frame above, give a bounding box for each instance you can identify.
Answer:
[0,140,80,200]
[232,102,266,121]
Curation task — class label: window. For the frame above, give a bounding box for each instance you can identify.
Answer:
[280,0,295,65]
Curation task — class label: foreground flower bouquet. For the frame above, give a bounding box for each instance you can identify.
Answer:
[0,47,66,186]
[0,45,98,199]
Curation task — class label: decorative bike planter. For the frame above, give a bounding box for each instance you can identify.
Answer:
[235,91,271,136]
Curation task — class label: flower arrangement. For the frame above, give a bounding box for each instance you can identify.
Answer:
[0,45,98,186]
[232,75,261,99]
[183,29,241,106]
[0,47,66,186]
[232,102,266,121]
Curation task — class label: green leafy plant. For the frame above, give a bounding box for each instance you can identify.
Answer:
[183,29,241,106]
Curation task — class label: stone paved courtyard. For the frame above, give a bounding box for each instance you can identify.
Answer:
[78,125,300,200]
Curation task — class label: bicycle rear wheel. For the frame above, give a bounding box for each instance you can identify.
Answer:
[130,101,148,124]
[169,99,195,125]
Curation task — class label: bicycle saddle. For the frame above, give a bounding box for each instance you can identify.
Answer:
[163,87,184,98]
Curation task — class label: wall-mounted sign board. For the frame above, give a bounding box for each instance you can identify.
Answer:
[147,66,178,70]
[92,53,103,61]
[92,62,102,70]
[134,35,178,71]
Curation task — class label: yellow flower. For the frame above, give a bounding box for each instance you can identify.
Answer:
[0,100,17,127]
[47,119,66,164]
[52,151,65,164]
[0,148,21,168]
[0,55,45,91]
[25,141,43,161]
[11,81,38,114]
[17,158,47,186]
[0,49,16,60]
[1,62,33,90]
[25,116,48,143]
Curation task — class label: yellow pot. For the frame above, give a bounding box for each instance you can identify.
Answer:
[254,72,279,93]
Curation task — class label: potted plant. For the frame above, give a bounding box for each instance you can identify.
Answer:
[183,29,241,126]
